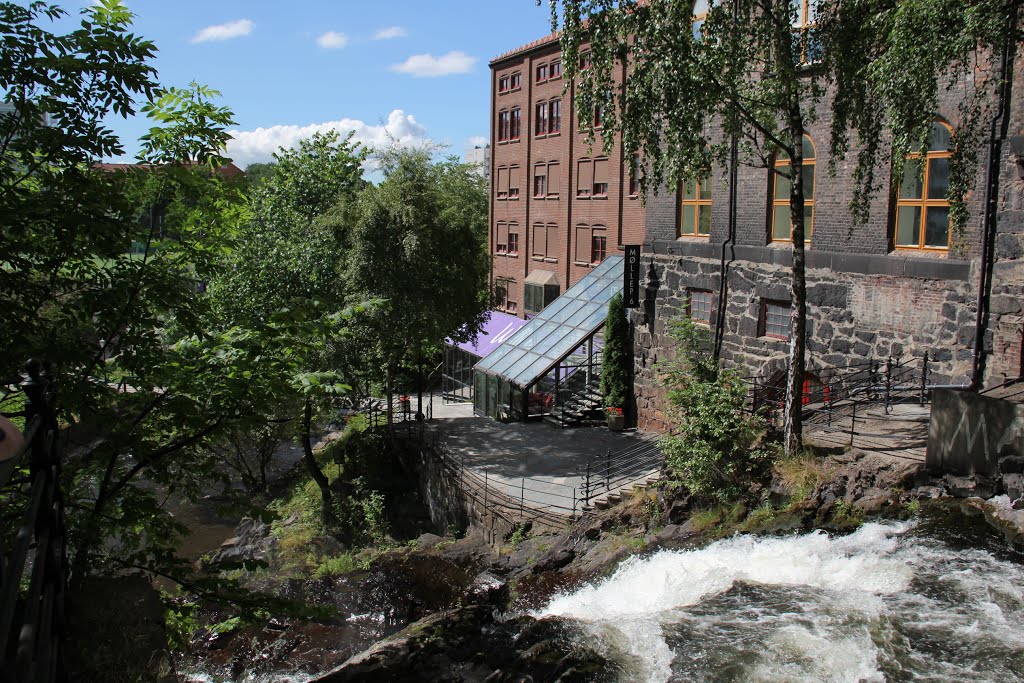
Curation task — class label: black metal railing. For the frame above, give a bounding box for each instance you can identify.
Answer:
[423,431,664,533]
[0,360,68,683]
[744,352,960,425]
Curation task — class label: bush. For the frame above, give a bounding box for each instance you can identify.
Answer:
[658,318,774,502]
[601,292,632,410]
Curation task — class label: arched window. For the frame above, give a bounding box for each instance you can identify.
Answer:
[894,120,953,251]
[771,134,815,244]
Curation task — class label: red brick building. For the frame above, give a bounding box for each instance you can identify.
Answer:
[489,34,645,318]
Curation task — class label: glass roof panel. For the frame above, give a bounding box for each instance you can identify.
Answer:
[506,351,542,381]
[488,347,528,376]
[473,255,624,386]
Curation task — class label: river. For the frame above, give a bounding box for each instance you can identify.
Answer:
[536,508,1024,682]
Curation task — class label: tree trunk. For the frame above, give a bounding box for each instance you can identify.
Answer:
[385,363,394,434]
[301,397,334,525]
[777,9,807,458]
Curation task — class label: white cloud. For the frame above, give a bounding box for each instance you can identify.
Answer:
[373,26,407,40]
[390,50,475,78]
[191,19,253,44]
[466,136,488,147]
[226,109,430,169]
[316,31,348,49]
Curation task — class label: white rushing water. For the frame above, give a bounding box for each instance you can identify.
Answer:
[535,521,1024,682]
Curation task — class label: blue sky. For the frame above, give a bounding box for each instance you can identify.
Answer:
[66,0,558,167]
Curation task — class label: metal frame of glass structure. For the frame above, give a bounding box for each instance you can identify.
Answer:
[472,256,623,421]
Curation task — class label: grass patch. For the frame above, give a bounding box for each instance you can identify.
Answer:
[831,500,865,528]
[689,507,724,533]
[774,451,830,504]
[740,504,778,533]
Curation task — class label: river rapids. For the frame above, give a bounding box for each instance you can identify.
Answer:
[536,517,1024,682]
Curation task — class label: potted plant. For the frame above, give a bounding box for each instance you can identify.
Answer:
[601,292,632,430]
[399,395,411,413]
[606,406,625,432]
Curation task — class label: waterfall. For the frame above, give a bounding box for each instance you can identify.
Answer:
[535,521,1024,682]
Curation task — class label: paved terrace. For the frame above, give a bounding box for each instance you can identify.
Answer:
[426,397,663,519]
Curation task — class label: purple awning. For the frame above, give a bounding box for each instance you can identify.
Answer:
[448,310,527,360]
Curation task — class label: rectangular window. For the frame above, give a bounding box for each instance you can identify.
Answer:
[594,103,605,128]
[629,153,641,196]
[496,167,509,199]
[507,228,519,255]
[549,99,561,133]
[593,158,609,196]
[498,110,509,142]
[577,159,593,197]
[680,176,713,237]
[689,289,712,324]
[547,162,560,196]
[575,224,591,263]
[510,72,521,89]
[590,228,607,264]
[533,164,547,197]
[495,222,508,254]
[535,102,547,136]
[499,76,509,93]
[536,63,548,82]
[531,223,545,259]
[508,165,520,198]
[762,300,792,339]
[510,108,521,140]
[550,60,562,78]
[546,224,559,260]
[495,278,511,310]
[579,51,592,69]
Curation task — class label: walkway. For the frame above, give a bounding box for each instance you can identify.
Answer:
[426,396,662,519]
[804,402,929,464]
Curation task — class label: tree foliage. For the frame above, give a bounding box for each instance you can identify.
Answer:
[548,0,1019,454]
[600,292,631,410]
[659,318,772,502]
[345,146,490,422]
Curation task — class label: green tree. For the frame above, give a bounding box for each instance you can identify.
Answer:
[207,131,371,524]
[345,147,490,428]
[600,292,631,411]
[548,0,1017,455]
[659,318,771,502]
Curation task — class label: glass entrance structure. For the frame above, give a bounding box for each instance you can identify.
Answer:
[443,310,526,404]
[472,256,623,423]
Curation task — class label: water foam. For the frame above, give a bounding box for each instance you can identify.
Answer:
[536,522,916,682]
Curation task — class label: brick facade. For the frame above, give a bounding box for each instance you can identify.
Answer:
[488,35,1024,433]
[490,36,645,318]
[636,56,1024,432]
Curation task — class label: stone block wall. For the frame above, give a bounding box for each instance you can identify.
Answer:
[633,248,979,433]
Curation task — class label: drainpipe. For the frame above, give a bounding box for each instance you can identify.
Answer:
[714,0,742,361]
[714,132,739,361]
[971,6,1018,390]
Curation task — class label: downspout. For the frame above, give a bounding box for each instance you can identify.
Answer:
[714,132,739,361]
[971,6,1017,390]
[713,0,741,361]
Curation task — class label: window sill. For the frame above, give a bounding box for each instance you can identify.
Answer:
[759,334,789,343]
[628,194,640,200]
[531,256,558,263]
[592,194,608,200]
[507,196,520,201]
[677,234,711,240]
[576,194,591,200]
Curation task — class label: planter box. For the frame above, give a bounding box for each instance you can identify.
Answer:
[607,413,625,432]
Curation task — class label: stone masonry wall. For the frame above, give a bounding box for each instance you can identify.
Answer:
[633,251,978,433]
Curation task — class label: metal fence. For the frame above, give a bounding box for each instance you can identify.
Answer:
[0,361,68,683]
[423,433,664,534]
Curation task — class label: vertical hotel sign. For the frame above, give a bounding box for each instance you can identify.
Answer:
[623,245,641,308]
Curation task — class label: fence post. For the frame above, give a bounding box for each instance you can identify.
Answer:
[584,461,591,506]
[605,449,611,491]
[483,468,488,512]
[572,487,577,521]
[850,400,857,448]
[920,351,929,405]
[519,477,525,521]
[884,356,893,413]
